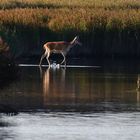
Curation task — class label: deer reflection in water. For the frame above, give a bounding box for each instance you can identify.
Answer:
[39,66,140,110]
[40,66,76,107]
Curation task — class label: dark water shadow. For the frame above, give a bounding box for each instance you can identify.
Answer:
[0,65,18,89]
[0,64,19,114]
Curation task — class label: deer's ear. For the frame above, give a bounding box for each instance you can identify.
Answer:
[73,36,79,42]
[75,36,79,39]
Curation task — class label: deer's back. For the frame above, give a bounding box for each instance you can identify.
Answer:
[44,41,70,51]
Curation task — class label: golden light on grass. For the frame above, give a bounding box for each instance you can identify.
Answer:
[0,0,139,57]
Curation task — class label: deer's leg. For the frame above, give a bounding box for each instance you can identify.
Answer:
[46,51,51,68]
[60,52,66,66]
[39,51,47,65]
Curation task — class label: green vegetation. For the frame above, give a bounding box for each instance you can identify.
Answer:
[0,36,17,89]
[0,0,140,58]
[0,37,9,53]
[0,37,10,67]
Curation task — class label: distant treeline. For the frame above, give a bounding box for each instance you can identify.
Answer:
[0,0,140,59]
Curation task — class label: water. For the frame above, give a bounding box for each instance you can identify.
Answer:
[1,112,140,140]
[1,64,140,140]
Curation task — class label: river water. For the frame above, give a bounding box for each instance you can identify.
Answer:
[0,64,140,140]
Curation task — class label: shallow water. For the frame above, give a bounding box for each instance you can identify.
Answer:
[1,112,140,140]
[1,65,140,139]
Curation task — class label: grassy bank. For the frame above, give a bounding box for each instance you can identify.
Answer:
[0,37,17,87]
[0,0,140,58]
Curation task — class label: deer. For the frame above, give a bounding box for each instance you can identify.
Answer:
[39,36,82,67]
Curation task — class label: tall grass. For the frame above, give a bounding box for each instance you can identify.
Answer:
[0,8,139,32]
[0,0,140,58]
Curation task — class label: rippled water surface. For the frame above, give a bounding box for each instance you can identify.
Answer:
[1,64,140,140]
[1,112,140,140]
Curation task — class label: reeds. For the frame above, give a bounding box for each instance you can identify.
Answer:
[0,0,139,32]
[0,0,140,57]
[0,7,139,32]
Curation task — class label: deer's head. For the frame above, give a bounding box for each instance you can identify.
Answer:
[71,36,82,46]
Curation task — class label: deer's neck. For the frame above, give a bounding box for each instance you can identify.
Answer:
[64,41,75,54]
